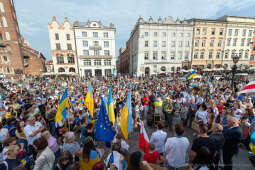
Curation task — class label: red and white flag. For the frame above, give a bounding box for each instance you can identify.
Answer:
[139,122,149,153]
[239,81,255,94]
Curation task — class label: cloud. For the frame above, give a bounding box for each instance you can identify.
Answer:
[14,0,255,59]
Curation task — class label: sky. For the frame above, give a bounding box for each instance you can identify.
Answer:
[14,0,255,60]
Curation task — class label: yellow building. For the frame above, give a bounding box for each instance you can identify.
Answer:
[190,19,227,69]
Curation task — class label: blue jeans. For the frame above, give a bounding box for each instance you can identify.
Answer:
[49,122,56,137]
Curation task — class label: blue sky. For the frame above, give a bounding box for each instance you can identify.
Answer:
[14,0,255,60]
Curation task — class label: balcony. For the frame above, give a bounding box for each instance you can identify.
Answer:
[79,55,112,59]
[89,46,102,50]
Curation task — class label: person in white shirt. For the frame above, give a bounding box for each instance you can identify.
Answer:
[195,104,208,124]
[24,114,44,146]
[150,122,167,154]
[165,124,190,169]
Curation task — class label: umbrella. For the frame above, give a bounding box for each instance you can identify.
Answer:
[238,81,255,94]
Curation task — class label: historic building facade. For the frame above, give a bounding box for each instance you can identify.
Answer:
[190,19,227,69]
[129,16,193,76]
[48,17,78,74]
[0,0,45,75]
[119,39,130,74]
[73,21,116,78]
[218,16,255,69]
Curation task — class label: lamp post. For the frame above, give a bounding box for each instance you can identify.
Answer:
[231,54,240,90]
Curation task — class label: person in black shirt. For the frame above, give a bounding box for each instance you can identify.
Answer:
[0,145,22,170]
[190,123,216,166]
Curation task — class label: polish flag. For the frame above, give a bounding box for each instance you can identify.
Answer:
[139,122,149,153]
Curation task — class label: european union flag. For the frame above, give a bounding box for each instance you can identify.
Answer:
[95,99,116,143]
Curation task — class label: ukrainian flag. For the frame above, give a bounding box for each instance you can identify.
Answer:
[21,156,29,165]
[55,88,69,123]
[85,84,94,117]
[186,71,197,80]
[108,86,115,123]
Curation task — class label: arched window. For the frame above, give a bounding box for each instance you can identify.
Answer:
[69,67,75,72]
[58,67,65,72]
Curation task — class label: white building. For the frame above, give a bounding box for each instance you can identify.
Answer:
[219,16,255,69]
[129,16,193,76]
[48,17,78,74]
[73,21,116,77]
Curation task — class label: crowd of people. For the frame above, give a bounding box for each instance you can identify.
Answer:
[0,74,254,170]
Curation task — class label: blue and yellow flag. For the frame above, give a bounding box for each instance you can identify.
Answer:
[95,99,116,142]
[186,71,197,80]
[21,156,29,165]
[127,85,133,133]
[85,84,94,117]
[108,86,115,123]
[55,88,69,123]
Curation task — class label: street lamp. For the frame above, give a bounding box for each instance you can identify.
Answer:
[231,54,240,90]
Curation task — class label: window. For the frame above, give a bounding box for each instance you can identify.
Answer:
[202,28,207,35]
[94,50,99,56]
[83,50,89,56]
[245,51,249,58]
[0,3,4,12]
[82,32,87,37]
[195,40,199,47]
[162,41,166,47]
[93,41,99,46]
[196,28,200,35]
[104,41,109,47]
[67,57,74,63]
[218,39,222,47]
[3,56,7,62]
[144,52,149,60]
[247,38,251,46]
[233,38,237,46]
[161,51,167,60]
[210,39,214,47]
[171,41,175,47]
[211,28,215,35]
[186,41,190,47]
[83,40,88,47]
[239,51,243,58]
[67,43,72,50]
[154,32,158,37]
[227,38,231,46]
[241,39,245,46]
[66,34,70,40]
[224,51,229,59]
[202,40,206,47]
[93,32,98,38]
[5,32,10,40]
[234,29,239,36]
[94,59,101,66]
[104,50,110,56]
[83,59,91,66]
[0,33,2,40]
[179,41,183,47]
[144,32,148,37]
[55,33,59,40]
[56,43,61,50]
[219,29,224,36]
[162,32,167,37]
[145,41,149,47]
[179,33,184,37]
[209,51,213,59]
[200,51,204,59]
[2,17,7,27]
[6,67,10,73]
[172,32,176,37]
[243,29,246,36]
[153,41,157,47]
[178,51,182,60]
[184,52,189,60]
[228,29,232,36]
[104,32,108,38]
[170,52,175,60]
[249,30,253,37]
[153,52,158,60]
[216,51,221,59]
[104,59,111,66]
[56,56,64,64]
[194,52,198,59]
[186,33,191,37]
